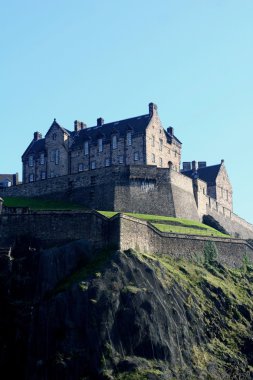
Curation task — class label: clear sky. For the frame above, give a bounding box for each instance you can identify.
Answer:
[1,0,252,223]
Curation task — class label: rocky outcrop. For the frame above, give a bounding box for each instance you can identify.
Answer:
[1,238,253,379]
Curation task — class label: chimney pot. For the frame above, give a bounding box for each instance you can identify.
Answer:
[97,117,104,126]
[221,159,224,164]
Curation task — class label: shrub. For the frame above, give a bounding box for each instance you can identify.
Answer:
[204,241,218,265]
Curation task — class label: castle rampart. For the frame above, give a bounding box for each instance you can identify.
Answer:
[0,165,253,239]
[0,210,252,268]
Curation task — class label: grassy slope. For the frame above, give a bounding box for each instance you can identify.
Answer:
[98,210,229,237]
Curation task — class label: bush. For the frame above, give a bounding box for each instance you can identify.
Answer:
[204,241,218,265]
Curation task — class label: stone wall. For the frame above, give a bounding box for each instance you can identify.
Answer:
[0,166,200,220]
[117,214,253,268]
[1,164,252,239]
[0,209,252,268]
[206,204,253,239]
[0,209,109,248]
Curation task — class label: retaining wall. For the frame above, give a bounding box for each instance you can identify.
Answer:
[117,214,253,268]
[0,210,252,268]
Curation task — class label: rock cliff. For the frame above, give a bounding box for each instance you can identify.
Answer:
[0,237,253,379]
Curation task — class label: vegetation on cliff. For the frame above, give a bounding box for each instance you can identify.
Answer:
[0,237,253,379]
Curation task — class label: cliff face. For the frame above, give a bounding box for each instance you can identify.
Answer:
[1,238,253,380]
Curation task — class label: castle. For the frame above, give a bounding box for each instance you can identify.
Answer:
[0,102,252,239]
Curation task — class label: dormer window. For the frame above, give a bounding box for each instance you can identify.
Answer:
[98,138,103,152]
[126,131,132,146]
[28,155,33,167]
[84,141,89,156]
[112,135,117,149]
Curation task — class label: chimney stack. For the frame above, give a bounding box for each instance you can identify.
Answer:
[74,120,86,132]
[97,117,104,126]
[34,132,42,141]
[198,161,206,169]
[167,126,174,136]
[182,162,191,171]
[149,102,158,117]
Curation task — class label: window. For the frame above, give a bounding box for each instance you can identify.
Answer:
[84,141,89,155]
[174,151,177,157]
[29,173,34,182]
[119,155,124,164]
[159,139,163,151]
[152,154,155,163]
[51,149,59,164]
[105,158,110,167]
[41,171,46,180]
[78,163,84,172]
[50,171,54,178]
[126,132,132,146]
[98,138,103,152]
[40,153,45,165]
[28,155,33,167]
[159,158,163,167]
[55,149,59,165]
[151,135,155,147]
[134,152,139,161]
[112,135,117,149]
[91,161,96,170]
[226,190,229,201]
[52,133,56,140]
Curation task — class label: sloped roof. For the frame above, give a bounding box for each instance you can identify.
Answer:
[22,119,74,158]
[22,112,182,156]
[71,114,151,149]
[22,138,45,158]
[0,174,14,182]
[183,164,222,185]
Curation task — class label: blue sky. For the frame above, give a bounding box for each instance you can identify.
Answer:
[1,0,252,223]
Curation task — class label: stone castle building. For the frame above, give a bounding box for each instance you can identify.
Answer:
[21,102,232,211]
[1,102,252,239]
[22,103,181,183]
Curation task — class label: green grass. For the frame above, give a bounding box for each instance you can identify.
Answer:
[153,223,228,237]
[3,197,86,210]
[98,211,229,238]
